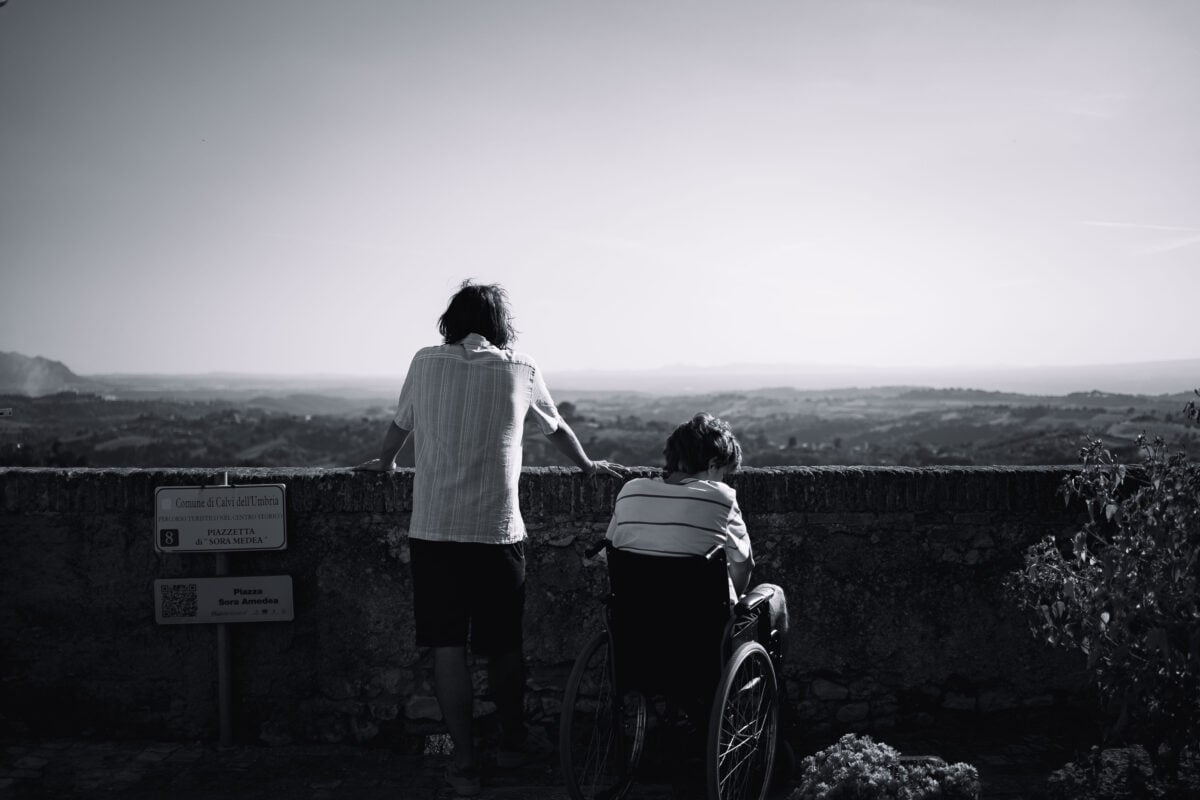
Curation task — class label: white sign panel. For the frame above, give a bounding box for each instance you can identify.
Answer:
[155,484,286,552]
[154,575,294,625]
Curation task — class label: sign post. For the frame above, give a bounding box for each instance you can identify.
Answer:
[154,473,290,747]
[215,523,233,749]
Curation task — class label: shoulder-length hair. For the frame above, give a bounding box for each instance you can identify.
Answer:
[437,281,517,348]
[663,413,743,476]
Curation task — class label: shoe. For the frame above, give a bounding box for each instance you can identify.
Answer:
[444,763,482,797]
[496,726,556,769]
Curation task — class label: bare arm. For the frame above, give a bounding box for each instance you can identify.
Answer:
[352,421,411,472]
[545,420,623,477]
[729,556,755,597]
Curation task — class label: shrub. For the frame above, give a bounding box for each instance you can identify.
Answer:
[1009,393,1200,775]
[1047,744,1200,799]
[791,733,981,800]
[1046,745,1157,800]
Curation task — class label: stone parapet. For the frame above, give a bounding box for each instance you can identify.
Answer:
[0,466,1088,745]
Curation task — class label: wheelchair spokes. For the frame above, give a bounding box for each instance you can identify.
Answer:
[560,631,646,800]
[708,642,778,800]
[565,547,786,800]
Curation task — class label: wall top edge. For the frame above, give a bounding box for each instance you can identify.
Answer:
[0,465,1081,477]
[0,465,1083,518]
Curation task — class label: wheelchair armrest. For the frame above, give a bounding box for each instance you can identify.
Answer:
[734,585,776,617]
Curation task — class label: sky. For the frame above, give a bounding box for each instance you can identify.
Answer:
[2,0,1198,382]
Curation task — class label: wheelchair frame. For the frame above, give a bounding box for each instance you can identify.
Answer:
[559,542,784,800]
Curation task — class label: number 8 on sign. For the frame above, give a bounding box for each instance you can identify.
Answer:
[159,529,179,548]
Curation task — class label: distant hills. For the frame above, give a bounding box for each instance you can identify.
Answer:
[553,358,1200,396]
[0,351,398,402]
[1,350,1197,398]
[0,352,108,397]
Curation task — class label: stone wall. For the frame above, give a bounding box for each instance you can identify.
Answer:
[0,466,1090,745]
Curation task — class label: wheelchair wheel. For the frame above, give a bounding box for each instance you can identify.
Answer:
[560,630,647,800]
[706,641,778,800]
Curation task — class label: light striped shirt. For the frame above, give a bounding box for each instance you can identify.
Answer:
[605,477,752,600]
[395,334,561,544]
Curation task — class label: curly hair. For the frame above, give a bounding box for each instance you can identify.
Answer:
[663,413,743,476]
[437,281,518,348]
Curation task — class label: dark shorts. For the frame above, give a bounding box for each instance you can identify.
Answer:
[409,538,526,656]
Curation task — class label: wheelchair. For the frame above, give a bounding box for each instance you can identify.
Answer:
[559,541,786,800]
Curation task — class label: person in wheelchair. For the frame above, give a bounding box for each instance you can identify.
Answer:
[605,412,788,645]
[559,412,789,799]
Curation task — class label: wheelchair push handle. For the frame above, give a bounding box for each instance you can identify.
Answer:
[589,540,722,561]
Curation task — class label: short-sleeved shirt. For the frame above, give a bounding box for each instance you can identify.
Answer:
[605,477,752,600]
[395,333,561,544]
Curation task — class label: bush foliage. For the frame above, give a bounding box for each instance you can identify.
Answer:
[791,733,980,800]
[1044,745,1200,800]
[1010,393,1200,771]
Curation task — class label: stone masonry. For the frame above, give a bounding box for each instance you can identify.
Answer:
[0,466,1090,745]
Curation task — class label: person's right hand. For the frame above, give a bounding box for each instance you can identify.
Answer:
[586,460,625,478]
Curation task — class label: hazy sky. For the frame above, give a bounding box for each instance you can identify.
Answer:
[2,0,1198,380]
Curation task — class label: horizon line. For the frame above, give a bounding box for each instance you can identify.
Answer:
[75,354,1200,381]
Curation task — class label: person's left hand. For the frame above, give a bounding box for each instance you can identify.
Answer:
[587,460,625,478]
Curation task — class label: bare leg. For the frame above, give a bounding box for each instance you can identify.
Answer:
[433,646,476,769]
[487,648,526,747]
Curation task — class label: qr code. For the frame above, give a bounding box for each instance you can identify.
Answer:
[161,583,198,619]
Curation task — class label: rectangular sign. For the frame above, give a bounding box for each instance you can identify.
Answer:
[0,408,12,417]
[154,575,294,625]
[155,484,286,553]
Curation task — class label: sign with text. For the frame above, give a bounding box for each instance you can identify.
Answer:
[154,575,294,625]
[155,484,286,553]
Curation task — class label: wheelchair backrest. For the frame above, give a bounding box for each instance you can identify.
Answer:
[604,544,732,700]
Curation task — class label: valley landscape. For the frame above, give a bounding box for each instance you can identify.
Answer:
[3,351,1197,470]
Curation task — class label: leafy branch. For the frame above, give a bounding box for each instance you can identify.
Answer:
[1009,391,1200,781]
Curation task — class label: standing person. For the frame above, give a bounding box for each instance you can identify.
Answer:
[355,281,621,797]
